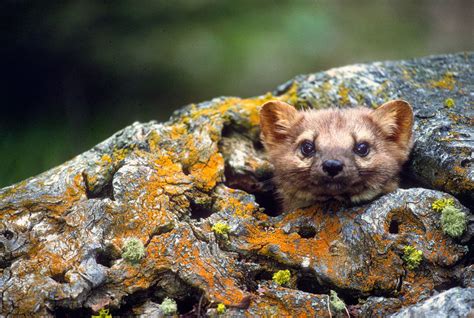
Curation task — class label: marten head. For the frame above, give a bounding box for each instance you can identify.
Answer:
[259,100,414,211]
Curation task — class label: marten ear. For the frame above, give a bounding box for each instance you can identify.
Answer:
[372,100,414,149]
[260,100,298,145]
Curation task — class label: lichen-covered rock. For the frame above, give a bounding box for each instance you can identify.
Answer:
[390,287,474,318]
[0,53,473,317]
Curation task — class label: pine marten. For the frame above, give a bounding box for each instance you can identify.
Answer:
[259,100,414,211]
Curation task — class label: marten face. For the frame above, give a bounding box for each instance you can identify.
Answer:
[259,100,414,211]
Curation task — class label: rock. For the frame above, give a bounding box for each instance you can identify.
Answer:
[390,287,474,318]
[0,53,473,316]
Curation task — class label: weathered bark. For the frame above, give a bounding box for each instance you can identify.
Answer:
[1,52,473,317]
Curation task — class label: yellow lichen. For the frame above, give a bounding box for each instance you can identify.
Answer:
[432,198,455,212]
[337,84,351,105]
[216,303,226,315]
[431,72,456,90]
[212,221,231,238]
[272,269,291,286]
[444,98,455,108]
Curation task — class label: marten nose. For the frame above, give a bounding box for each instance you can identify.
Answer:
[322,160,344,177]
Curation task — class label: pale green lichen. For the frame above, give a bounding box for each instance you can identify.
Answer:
[159,297,177,316]
[92,308,112,318]
[441,205,467,238]
[216,303,226,315]
[444,98,455,108]
[402,245,423,270]
[432,198,455,212]
[329,290,346,312]
[272,269,291,286]
[212,221,231,238]
[121,237,145,264]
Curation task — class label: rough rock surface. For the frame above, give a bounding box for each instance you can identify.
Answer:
[0,53,473,317]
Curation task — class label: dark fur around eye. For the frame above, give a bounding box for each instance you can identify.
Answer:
[300,140,315,157]
[354,142,370,157]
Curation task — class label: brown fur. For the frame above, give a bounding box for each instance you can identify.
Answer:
[259,100,414,211]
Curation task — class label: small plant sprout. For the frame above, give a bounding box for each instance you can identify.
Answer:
[444,98,455,108]
[431,198,455,212]
[329,290,346,312]
[212,221,231,239]
[402,245,423,270]
[92,308,112,318]
[216,303,226,315]
[159,297,177,316]
[121,237,145,264]
[441,205,467,238]
[272,269,291,286]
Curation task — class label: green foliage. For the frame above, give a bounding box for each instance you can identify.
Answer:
[212,221,231,238]
[444,98,455,108]
[441,205,467,238]
[329,290,346,312]
[92,308,112,318]
[159,297,177,316]
[272,269,291,286]
[121,237,145,264]
[402,245,423,270]
[216,303,226,315]
[431,198,455,212]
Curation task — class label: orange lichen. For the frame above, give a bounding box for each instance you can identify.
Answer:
[190,153,224,192]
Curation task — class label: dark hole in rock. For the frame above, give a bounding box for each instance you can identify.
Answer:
[96,249,117,268]
[189,201,213,220]
[111,288,152,317]
[245,269,274,292]
[175,288,205,316]
[3,230,14,240]
[298,225,317,238]
[389,217,400,234]
[253,139,264,151]
[182,164,191,175]
[53,307,93,318]
[224,167,281,217]
[51,271,68,284]
[83,171,115,201]
[296,272,328,295]
[0,243,12,269]
[461,159,471,168]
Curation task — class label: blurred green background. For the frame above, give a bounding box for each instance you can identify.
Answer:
[1,0,473,187]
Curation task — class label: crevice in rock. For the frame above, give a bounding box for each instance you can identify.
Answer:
[389,217,400,234]
[296,271,329,295]
[3,230,14,240]
[51,271,68,284]
[95,247,119,268]
[385,207,425,235]
[82,171,115,201]
[297,224,317,239]
[189,200,214,220]
[0,242,12,269]
[53,307,93,318]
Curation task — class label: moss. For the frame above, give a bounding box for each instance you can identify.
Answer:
[441,205,467,238]
[212,221,231,238]
[431,198,455,212]
[329,290,346,312]
[402,246,423,270]
[121,237,145,264]
[444,98,455,108]
[272,269,291,286]
[92,308,112,318]
[216,303,226,315]
[160,297,177,316]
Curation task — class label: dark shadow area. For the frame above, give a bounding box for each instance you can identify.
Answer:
[189,200,214,220]
[53,307,94,318]
[297,224,317,239]
[83,171,115,201]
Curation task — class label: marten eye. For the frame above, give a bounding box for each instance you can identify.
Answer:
[354,142,370,157]
[300,140,315,157]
